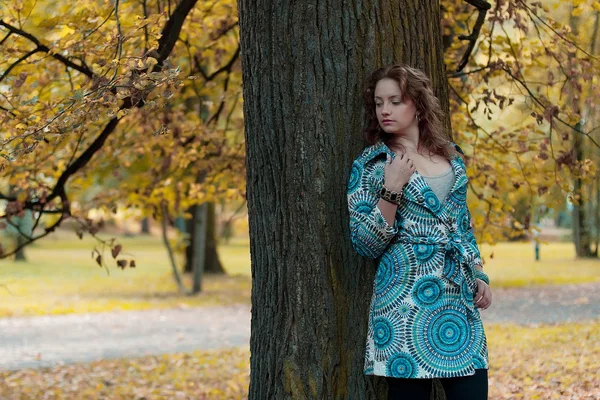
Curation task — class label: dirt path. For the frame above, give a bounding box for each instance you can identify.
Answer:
[1,282,598,371]
[0,305,250,370]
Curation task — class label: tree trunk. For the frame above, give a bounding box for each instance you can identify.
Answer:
[573,124,592,257]
[239,1,449,398]
[204,202,225,274]
[191,203,208,294]
[14,235,26,262]
[571,10,595,258]
[184,203,225,274]
[140,217,150,235]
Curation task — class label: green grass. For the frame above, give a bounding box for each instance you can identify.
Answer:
[0,231,251,317]
[1,234,599,318]
[479,242,600,288]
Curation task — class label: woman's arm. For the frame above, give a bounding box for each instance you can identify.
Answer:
[347,159,399,259]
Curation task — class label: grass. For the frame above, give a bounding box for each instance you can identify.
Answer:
[0,231,251,317]
[1,322,598,399]
[479,242,600,288]
[1,233,599,318]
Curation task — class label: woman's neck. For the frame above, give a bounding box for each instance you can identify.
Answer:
[389,136,420,154]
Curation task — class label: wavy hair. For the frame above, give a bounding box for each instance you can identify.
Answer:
[363,64,456,160]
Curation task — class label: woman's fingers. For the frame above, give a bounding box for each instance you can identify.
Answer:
[474,284,492,310]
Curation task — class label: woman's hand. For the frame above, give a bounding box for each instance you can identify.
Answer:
[384,153,415,192]
[474,279,492,310]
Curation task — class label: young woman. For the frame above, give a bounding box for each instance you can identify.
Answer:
[347,64,492,400]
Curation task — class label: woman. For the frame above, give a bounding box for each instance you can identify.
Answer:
[347,64,492,400]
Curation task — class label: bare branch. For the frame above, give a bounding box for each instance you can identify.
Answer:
[456,0,492,72]
[0,47,41,83]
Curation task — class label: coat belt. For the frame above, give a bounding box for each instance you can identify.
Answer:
[394,232,472,288]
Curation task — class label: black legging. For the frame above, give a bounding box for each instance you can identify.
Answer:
[386,369,488,400]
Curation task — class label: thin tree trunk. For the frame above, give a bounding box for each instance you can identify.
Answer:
[571,10,597,258]
[140,217,150,235]
[239,1,449,398]
[204,202,225,274]
[161,203,190,294]
[184,203,225,274]
[14,236,26,262]
[191,203,208,293]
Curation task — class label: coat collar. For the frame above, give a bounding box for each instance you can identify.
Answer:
[360,141,468,217]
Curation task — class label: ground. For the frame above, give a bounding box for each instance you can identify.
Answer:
[1,232,599,399]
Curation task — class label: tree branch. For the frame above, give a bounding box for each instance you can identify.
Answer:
[0,20,95,79]
[0,0,199,257]
[0,47,41,83]
[456,0,492,72]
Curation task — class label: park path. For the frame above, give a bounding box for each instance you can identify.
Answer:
[1,282,599,371]
[0,305,250,371]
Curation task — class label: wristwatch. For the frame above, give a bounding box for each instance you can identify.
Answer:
[380,185,403,205]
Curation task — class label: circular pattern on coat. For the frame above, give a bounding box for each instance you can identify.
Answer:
[354,200,374,216]
[473,354,487,369]
[423,190,442,213]
[443,255,457,283]
[348,163,362,194]
[386,353,418,378]
[412,276,443,308]
[397,302,412,318]
[458,209,471,233]
[373,317,395,350]
[462,278,476,306]
[413,244,436,263]
[373,248,415,315]
[410,304,474,373]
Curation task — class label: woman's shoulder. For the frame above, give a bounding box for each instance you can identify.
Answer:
[353,141,391,166]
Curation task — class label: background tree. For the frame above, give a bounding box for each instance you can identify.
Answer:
[0,0,245,279]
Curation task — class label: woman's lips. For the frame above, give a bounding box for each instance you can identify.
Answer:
[382,120,394,125]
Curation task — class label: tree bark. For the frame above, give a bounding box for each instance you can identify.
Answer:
[239,1,449,398]
[184,203,225,274]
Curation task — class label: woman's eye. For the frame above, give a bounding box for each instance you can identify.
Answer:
[392,102,401,105]
[375,103,383,107]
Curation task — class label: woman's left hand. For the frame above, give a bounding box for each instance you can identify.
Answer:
[474,279,492,310]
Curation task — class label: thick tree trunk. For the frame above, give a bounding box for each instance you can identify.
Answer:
[239,1,449,398]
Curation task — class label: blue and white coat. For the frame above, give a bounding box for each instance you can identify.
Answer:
[347,141,489,379]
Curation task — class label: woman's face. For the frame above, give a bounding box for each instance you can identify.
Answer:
[374,78,418,135]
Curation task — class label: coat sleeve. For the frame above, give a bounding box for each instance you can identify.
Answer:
[347,157,398,259]
[465,208,490,285]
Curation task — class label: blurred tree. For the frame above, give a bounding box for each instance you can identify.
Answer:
[0,0,245,275]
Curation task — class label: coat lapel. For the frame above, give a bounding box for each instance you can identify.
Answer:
[359,141,469,220]
[402,155,468,219]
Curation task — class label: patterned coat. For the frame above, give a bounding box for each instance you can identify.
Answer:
[347,141,489,379]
